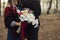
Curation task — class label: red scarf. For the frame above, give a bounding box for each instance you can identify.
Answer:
[20,22,27,40]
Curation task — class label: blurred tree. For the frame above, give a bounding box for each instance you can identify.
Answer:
[56,0,58,9]
[53,0,58,13]
[47,0,53,14]
[0,0,1,17]
[2,1,5,17]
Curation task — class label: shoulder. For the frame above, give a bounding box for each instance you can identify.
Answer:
[5,4,12,11]
[6,4,11,7]
[5,4,10,9]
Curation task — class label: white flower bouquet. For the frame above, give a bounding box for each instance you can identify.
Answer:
[17,8,39,28]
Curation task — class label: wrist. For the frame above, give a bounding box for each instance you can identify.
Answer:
[16,22,21,26]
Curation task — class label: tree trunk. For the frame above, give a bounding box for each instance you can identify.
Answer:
[0,0,1,17]
[54,0,58,13]
[47,0,53,14]
[56,0,58,9]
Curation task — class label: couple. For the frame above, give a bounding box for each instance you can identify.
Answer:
[4,0,41,40]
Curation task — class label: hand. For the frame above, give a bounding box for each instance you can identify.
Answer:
[16,22,21,26]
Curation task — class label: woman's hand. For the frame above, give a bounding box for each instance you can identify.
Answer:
[16,22,21,26]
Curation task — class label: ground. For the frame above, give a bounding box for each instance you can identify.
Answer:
[0,14,60,40]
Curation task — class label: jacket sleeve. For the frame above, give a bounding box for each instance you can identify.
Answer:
[4,7,11,28]
[32,0,41,18]
[4,7,20,28]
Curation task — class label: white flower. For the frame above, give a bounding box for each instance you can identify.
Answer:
[17,9,20,13]
[34,19,39,28]
[19,14,25,22]
[26,13,35,22]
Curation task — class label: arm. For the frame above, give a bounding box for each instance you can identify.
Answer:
[4,7,21,28]
[33,0,41,18]
[10,21,21,27]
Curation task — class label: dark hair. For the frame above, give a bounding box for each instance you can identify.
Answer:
[8,0,12,4]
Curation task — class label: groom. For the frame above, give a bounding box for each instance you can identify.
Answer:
[17,0,41,40]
